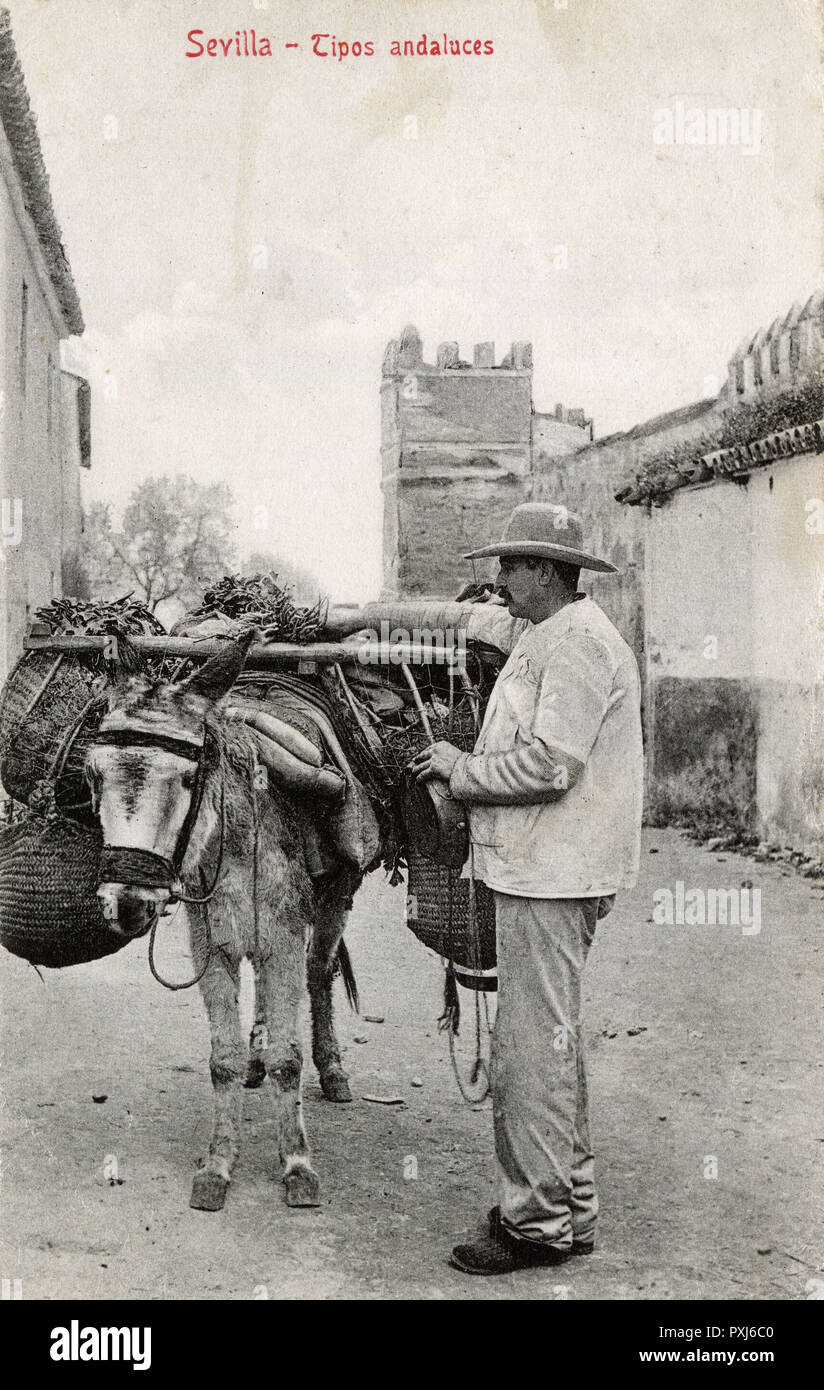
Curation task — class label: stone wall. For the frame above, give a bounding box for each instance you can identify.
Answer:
[723,292,823,410]
[378,299,823,854]
[530,397,722,671]
[380,326,591,597]
[391,470,528,598]
[533,404,593,459]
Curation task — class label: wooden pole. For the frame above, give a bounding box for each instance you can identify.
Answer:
[23,631,469,669]
[323,601,469,638]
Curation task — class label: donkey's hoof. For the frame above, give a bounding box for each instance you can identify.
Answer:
[190,1170,229,1211]
[284,1165,321,1207]
[320,1068,352,1103]
[244,1057,266,1089]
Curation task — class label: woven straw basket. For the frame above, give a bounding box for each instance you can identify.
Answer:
[0,651,104,819]
[387,697,499,986]
[0,814,128,967]
[405,849,497,982]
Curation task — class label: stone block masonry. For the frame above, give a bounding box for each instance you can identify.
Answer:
[380,325,590,598]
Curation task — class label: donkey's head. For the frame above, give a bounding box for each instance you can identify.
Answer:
[85,636,252,937]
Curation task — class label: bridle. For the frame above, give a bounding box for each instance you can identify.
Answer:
[92,725,224,903]
[90,722,233,992]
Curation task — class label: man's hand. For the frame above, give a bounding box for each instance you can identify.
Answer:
[408,741,463,782]
[454,580,498,604]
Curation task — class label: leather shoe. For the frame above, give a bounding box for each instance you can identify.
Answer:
[450,1226,571,1276]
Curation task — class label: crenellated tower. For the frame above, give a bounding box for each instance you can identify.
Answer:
[380,326,591,597]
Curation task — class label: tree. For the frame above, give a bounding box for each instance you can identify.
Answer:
[82,475,236,613]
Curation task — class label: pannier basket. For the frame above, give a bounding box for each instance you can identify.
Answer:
[405,848,497,978]
[0,813,129,968]
[0,651,105,820]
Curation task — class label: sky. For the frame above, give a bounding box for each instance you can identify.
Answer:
[9,0,823,599]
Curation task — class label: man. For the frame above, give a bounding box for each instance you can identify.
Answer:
[410,502,643,1275]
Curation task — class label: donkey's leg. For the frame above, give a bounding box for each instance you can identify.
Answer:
[308,869,361,1104]
[245,1040,267,1089]
[244,974,268,1090]
[190,950,246,1212]
[256,929,321,1208]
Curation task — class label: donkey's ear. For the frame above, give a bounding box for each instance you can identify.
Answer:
[179,630,255,703]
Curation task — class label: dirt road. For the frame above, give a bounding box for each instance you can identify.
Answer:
[1,828,822,1300]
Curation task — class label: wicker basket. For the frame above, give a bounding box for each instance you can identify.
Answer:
[405,848,497,976]
[379,690,498,984]
[0,813,128,967]
[0,651,104,815]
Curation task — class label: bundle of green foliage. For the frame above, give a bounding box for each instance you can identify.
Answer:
[190,573,328,644]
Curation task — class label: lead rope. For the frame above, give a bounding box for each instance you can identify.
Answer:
[252,763,260,958]
[147,778,227,991]
[174,777,226,906]
[148,909,210,992]
[444,843,491,1105]
[442,660,491,1105]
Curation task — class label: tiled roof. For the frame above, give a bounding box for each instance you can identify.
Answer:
[0,8,83,334]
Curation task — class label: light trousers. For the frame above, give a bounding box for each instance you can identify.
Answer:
[492,892,610,1248]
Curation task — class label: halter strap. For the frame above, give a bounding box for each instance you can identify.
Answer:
[93,728,203,762]
[92,723,231,992]
[99,845,176,889]
[92,725,216,876]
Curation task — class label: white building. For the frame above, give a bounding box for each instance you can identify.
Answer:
[0,6,88,678]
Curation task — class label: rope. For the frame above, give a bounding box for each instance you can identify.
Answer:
[146,778,227,989]
[446,1016,490,1105]
[443,843,491,1104]
[148,754,262,991]
[174,778,226,904]
[148,904,210,992]
[251,760,260,959]
[437,670,492,1104]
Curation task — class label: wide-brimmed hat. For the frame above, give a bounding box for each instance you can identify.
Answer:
[464,503,618,573]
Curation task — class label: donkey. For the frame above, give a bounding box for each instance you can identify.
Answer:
[84,635,362,1212]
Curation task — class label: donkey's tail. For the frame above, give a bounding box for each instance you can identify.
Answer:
[336,939,360,1014]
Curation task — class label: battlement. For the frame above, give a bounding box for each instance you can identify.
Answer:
[723,290,823,405]
[533,403,594,457]
[382,324,533,376]
[380,325,597,597]
[552,402,592,430]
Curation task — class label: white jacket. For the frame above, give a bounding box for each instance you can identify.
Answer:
[449,596,643,898]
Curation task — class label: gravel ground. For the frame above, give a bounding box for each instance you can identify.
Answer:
[1,827,822,1301]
